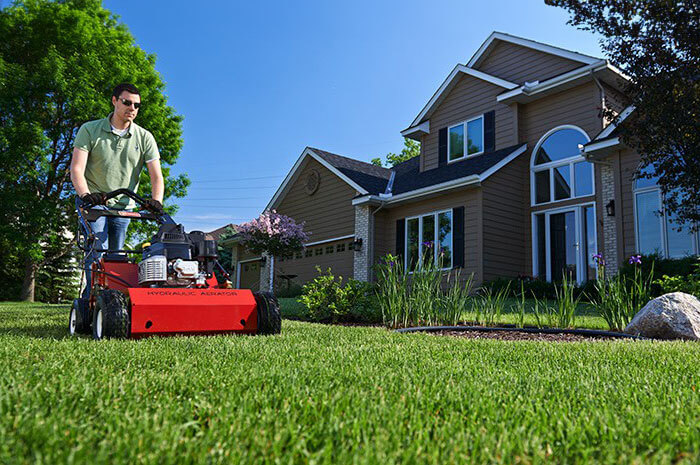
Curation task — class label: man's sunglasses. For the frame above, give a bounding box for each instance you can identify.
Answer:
[118,97,141,109]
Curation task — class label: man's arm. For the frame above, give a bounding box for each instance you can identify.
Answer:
[146,159,164,202]
[70,148,91,197]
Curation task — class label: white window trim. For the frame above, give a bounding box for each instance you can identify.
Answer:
[531,202,597,284]
[447,114,485,163]
[632,182,699,259]
[530,125,593,207]
[405,209,454,272]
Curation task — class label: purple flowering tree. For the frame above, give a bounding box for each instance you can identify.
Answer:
[237,210,309,292]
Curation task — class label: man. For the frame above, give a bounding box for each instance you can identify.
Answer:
[70,83,164,299]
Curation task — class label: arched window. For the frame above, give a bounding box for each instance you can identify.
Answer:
[531,126,594,205]
[633,165,698,258]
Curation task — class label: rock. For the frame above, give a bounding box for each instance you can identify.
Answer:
[625,292,700,340]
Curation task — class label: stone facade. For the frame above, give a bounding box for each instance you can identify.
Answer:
[600,163,619,277]
[353,205,373,281]
[259,254,271,292]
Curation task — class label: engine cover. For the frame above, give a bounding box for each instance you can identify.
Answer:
[138,255,167,284]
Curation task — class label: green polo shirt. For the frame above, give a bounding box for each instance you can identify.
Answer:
[74,114,160,210]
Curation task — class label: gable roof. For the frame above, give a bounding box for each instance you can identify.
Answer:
[581,105,635,158]
[353,144,528,205]
[265,147,391,210]
[206,223,236,241]
[390,144,526,195]
[404,64,519,131]
[311,148,392,195]
[467,31,600,69]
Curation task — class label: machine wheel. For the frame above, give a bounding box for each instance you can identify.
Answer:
[253,292,281,335]
[69,298,91,335]
[92,290,131,340]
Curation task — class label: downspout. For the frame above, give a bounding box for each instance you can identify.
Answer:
[591,70,607,126]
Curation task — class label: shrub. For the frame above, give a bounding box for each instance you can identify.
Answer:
[275,283,304,298]
[653,257,700,297]
[619,254,697,296]
[299,267,374,323]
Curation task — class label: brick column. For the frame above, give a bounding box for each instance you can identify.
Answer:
[600,163,619,277]
[353,205,373,282]
[230,244,239,285]
[259,253,271,292]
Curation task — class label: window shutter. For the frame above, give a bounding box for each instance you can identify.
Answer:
[396,218,405,261]
[452,206,465,268]
[438,127,447,166]
[484,110,495,153]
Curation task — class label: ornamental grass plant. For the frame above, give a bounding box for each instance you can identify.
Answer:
[375,253,473,328]
[593,254,654,331]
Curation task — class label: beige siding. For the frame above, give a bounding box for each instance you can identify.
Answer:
[275,238,355,285]
[276,158,356,242]
[476,41,583,85]
[422,74,516,171]
[379,188,483,286]
[481,152,529,281]
[519,82,605,274]
[619,147,641,259]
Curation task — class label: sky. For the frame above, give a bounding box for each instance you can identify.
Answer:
[101,0,605,233]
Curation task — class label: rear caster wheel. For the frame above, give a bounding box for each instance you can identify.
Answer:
[69,298,91,335]
[92,290,131,340]
[253,292,281,335]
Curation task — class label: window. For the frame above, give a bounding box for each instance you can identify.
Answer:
[634,169,698,258]
[325,245,334,254]
[405,210,453,270]
[531,126,594,205]
[295,251,303,259]
[448,115,484,162]
[304,249,312,258]
[336,243,345,252]
[315,248,323,256]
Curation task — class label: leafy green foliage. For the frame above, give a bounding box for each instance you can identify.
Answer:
[547,0,700,228]
[3,303,700,463]
[653,258,700,297]
[0,0,188,299]
[371,138,420,167]
[298,267,375,323]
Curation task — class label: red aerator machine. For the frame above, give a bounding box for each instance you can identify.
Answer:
[69,189,280,340]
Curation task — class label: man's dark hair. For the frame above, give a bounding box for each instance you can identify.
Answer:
[112,83,140,99]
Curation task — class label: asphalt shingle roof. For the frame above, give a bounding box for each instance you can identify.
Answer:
[310,144,524,198]
[390,144,523,195]
[310,148,392,195]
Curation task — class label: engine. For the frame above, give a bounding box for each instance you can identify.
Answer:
[138,223,219,288]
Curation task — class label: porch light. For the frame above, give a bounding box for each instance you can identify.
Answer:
[352,238,363,251]
[606,199,615,217]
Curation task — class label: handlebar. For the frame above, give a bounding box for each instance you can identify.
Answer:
[76,189,175,225]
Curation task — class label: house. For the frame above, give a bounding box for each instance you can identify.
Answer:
[227,31,699,291]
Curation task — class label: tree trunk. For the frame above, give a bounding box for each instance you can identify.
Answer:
[20,258,37,302]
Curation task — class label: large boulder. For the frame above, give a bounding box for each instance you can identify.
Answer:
[625,292,700,340]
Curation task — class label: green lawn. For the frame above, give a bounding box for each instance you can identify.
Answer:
[1,302,699,464]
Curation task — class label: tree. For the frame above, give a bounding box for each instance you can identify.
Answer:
[371,138,420,167]
[0,0,189,301]
[546,0,700,228]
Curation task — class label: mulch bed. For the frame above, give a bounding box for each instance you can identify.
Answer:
[432,329,625,342]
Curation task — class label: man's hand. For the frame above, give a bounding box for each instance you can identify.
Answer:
[80,192,106,206]
[143,198,164,214]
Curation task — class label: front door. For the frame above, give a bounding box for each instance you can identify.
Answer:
[534,204,597,284]
[549,211,577,282]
